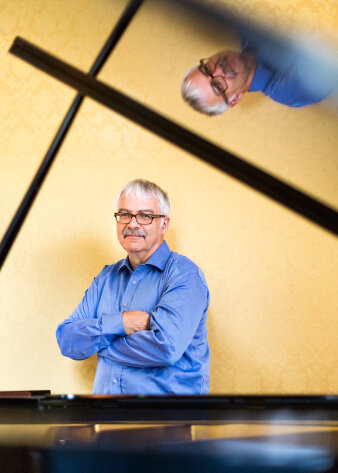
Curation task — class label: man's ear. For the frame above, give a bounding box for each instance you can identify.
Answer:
[229,92,244,107]
[161,217,170,235]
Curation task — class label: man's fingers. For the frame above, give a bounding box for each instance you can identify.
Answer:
[123,310,150,334]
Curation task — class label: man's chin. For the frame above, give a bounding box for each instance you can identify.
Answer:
[123,237,145,250]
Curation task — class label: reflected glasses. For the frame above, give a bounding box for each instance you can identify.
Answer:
[199,57,236,100]
[114,212,165,225]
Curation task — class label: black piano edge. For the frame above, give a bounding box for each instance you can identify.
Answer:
[1,394,337,424]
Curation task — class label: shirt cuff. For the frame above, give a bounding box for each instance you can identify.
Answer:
[101,312,126,336]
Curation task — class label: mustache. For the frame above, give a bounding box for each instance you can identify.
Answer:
[122,228,146,239]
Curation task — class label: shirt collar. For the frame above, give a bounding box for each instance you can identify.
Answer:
[249,61,273,93]
[118,257,133,273]
[118,241,171,273]
[145,240,171,271]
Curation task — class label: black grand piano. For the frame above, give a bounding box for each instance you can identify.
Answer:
[1,1,337,472]
[1,391,338,472]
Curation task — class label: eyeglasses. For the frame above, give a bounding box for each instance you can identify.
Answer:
[114,212,165,225]
[199,57,236,100]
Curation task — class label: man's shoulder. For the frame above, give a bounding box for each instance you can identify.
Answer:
[167,250,198,270]
[94,259,126,281]
[166,250,208,287]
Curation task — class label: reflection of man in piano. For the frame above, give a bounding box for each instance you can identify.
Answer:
[181,49,329,115]
[56,179,210,395]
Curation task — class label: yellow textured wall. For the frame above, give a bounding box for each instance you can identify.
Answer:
[0,0,337,394]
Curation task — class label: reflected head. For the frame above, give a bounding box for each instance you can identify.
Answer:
[181,50,257,115]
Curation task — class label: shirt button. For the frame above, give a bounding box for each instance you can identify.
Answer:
[113,379,118,384]
[123,302,128,307]
[132,281,136,285]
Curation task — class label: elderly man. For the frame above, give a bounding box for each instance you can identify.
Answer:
[181,48,329,115]
[56,179,210,395]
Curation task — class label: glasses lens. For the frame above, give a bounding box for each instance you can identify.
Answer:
[115,213,154,224]
[136,213,153,224]
[117,213,131,223]
[200,59,214,76]
[211,77,227,95]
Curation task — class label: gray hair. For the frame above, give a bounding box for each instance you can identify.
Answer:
[116,179,170,216]
[181,66,229,116]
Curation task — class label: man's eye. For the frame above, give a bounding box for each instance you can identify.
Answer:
[199,64,212,76]
[121,213,131,218]
[211,83,223,96]
[138,213,152,219]
[205,64,213,75]
[199,65,207,76]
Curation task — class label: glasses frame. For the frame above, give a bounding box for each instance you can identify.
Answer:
[199,58,231,103]
[114,212,165,225]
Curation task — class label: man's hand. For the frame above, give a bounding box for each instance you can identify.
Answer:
[123,310,150,335]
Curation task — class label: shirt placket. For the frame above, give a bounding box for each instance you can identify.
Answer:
[112,267,144,393]
[121,269,142,311]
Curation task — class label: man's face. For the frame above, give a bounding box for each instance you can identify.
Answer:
[116,193,169,266]
[187,51,249,108]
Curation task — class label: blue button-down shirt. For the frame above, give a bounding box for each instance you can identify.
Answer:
[56,241,210,395]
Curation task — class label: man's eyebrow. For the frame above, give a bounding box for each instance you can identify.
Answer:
[118,208,156,213]
[210,86,219,98]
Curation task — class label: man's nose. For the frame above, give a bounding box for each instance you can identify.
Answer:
[128,215,139,227]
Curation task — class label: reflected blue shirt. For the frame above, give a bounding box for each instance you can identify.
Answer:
[56,241,210,395]
[241,37,331,107]
[249,60,327,107]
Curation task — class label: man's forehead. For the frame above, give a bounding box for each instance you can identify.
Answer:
[118,193,160,210]
[189,67,224,105]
